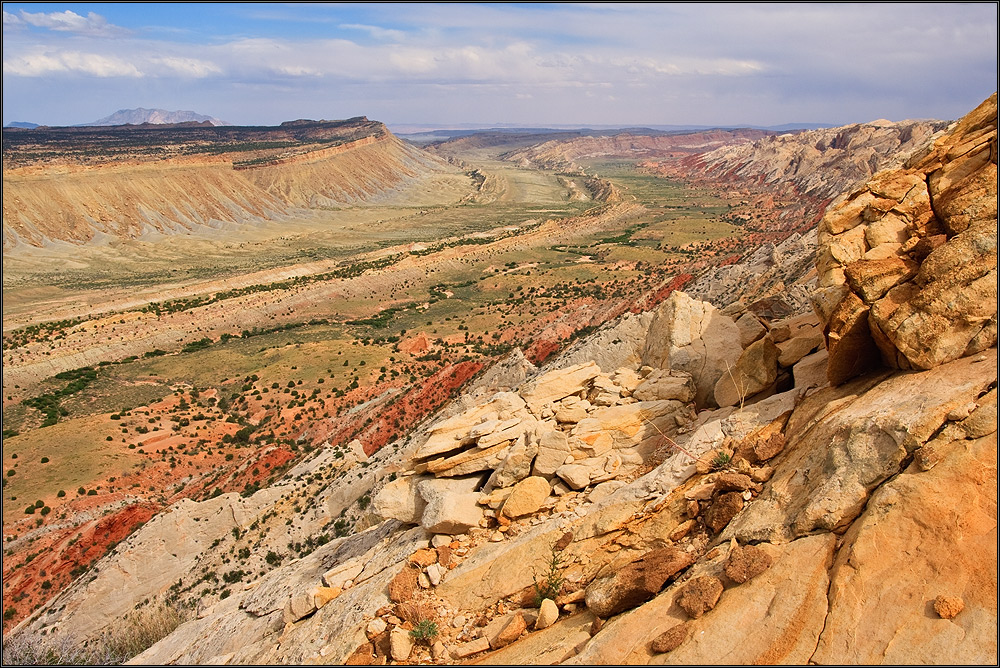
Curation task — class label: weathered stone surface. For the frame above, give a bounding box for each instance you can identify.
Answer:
[844,256,918,304]
[571,399,687,455]
[724,543,773,584]
[735,312,767,348]
[713,473,752,492]
[322,560,365,589]
[824,291,881,385]
[632,369,696,403]
[676,576,724,619]
[373,475,427,524]
[776,330,825,368]
[553,398,590,424]
[933,595,966,620]
[555,463,592,490]
[535,598,559,630]
[650,623,689,653]
[414,392,527,459]
[521,362,602,413]
[450,637,490,659]
[488,434,538,488]
[487,612,527,649]
[812,432,997,664]
[283,590,318,623]
[792,348,829,390]
[714,336,780,407]
[641,291,742,408]
[531,429,571,477]
[501,476,551,519]
[313,586,341,609]
[870,223,997,370]
[389,626,413,661]
[704,492,744,533]
[424,439,510,476]
[418,476,484,534]
[727,349,996,544]
[408,548,438,567]
[570,535,835,665]
[388,566,420,603]
[584,547,694,618]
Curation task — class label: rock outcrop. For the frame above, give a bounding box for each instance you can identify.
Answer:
[817,93,997,384]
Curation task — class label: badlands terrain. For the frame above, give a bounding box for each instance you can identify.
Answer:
[1,94,995,665]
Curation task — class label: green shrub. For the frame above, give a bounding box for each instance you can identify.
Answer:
[409,619,438,644]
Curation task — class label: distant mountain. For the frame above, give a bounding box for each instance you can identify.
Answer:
[5,121,39,129]
[82,108,231,127]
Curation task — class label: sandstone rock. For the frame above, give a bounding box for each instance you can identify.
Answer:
[373,475,428,524]
[431,641,446,660]
[735,312,768,348]
[486,612,527,649]
[704,492,744,533]
[572,535,836,665]
[322,560,365,589]
[283,591,318,624]
[724,543,773,584]
[366,618,388,638]
[776,330,825,368]
[532,429,572,477]
[535,598,559,630]
[501,476,551,518]
[424,439,511,477]
[588,480,626,504]
[651,623,689,653]
[450,637,490,659]
[632,369,696,403]
[388,566,420,603]
[844,256,918,304]
[418,477,484,534]
[521,362,602,413]
[313,586,341,609]
[489,434,538,488]
[713,472,752,492]
[641,291,742,408]
[728,349,996,544]
[792,349,829,390]
[825,291,881,385]
[961,391,997,438]
[714,336,780,407]
[571,399,687,455]
[811,430,996,664]
[426,562,445,586]
[676,576,724,619]
[415,392,527,459]
[554,399,590,424]
[584,547,694,618]
[389,626,413,661]
[933,595,965,619]
[555,464,592,490]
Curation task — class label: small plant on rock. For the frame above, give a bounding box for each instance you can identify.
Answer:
[533,546,566,607]
[710,450,732,471]
[409,619,438,644]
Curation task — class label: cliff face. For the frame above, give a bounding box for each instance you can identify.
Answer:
[2,125,459,251]
[6,98,996,666]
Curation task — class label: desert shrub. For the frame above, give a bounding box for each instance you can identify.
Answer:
[409,619,438,644]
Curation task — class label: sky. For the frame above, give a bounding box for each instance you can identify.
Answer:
[2,2,997,128]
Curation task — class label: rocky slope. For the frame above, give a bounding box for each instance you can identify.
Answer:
[2,120,462,251]
[500,129,775,173]
[5,96,996,665]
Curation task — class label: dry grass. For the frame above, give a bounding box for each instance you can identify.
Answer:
[2,603,185,665]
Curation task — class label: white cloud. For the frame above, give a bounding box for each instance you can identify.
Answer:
[149,56,221,78]
[15,10,126,37]
[3,50,142,77]
[338,23,405,42]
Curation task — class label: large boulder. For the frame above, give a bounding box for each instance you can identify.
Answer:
[418,476,484,534]
[373,475,427,524]
[520,362,602,413]
[641,291,742,408]
[584,547,694,618]
[713,337,780,408]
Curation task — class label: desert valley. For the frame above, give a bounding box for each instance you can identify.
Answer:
[2,68,997,666]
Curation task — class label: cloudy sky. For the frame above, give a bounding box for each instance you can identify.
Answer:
[2,3,997,128]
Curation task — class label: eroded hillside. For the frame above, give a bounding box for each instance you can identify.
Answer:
[4,96,994,665]
[2,119,465,250]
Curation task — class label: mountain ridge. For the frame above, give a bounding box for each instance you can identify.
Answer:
[81,107,231,127]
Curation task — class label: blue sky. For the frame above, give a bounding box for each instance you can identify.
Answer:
[2,3,997,128]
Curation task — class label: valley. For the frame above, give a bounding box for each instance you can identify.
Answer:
[1,98,994,667]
